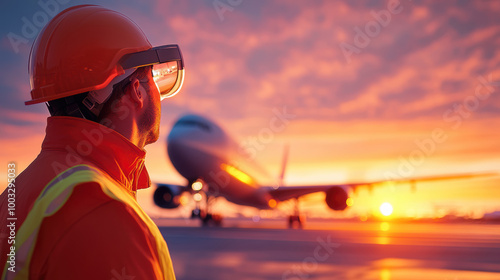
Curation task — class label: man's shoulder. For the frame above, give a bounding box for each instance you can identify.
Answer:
[32,182,162,279]
[44,180,145,231]
[32,182,156,274]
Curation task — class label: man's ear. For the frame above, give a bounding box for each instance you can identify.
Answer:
[126,77,145,109]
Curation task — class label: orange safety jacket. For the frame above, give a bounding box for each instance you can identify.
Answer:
[0,116,175,279]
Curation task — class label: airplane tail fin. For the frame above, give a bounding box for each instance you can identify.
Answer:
[278,144,290,188]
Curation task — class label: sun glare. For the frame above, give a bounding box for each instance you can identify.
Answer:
[346,197,354,207]
[220,163,254,186]
[379,202,393,217]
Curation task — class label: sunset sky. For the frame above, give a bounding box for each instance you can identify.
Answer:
[1,0,499,219]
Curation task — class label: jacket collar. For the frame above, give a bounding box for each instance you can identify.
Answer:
[42,116,151,194]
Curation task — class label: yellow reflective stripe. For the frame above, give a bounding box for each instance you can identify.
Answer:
[2,164,175,280]
[2,165,89,280]
[91,167,176,280]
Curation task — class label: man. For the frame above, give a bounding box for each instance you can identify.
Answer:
[0,5,184,279]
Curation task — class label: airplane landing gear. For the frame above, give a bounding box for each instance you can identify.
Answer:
[191,208,201,219]
[191,209,223,226]
[192,191,223,227]
[288,198,305,229]
[288,215,304,229]
[202,213,223,227]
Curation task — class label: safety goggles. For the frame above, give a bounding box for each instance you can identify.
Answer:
[120,44,185,100]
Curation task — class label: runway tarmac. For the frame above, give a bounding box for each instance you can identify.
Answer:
[158,218,500,280]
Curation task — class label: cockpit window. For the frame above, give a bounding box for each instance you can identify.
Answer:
[174,119,211,132]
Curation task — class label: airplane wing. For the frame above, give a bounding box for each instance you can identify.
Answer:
[268,171,498,202]
[268,185,346,201]
[352,171,499,192]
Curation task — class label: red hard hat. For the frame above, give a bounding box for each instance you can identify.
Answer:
[27,5,153,105]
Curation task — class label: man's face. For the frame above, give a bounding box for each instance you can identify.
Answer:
[139,69,162,146]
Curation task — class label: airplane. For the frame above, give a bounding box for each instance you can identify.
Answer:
[153,114,496,227]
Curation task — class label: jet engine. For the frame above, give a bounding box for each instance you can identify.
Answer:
[325,187,349,211]
[153,184,185,209]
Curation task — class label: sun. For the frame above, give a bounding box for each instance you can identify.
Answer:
[379,202,393,217]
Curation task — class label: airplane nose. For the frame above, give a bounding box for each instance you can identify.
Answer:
[167,126,211,176]
[166,117,220,180]
[167,129,189,159]
[167,122,211,155]
[167,130,195,179]
[167,129,182,148]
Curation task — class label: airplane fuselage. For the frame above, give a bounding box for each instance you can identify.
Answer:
[167,114,274,209]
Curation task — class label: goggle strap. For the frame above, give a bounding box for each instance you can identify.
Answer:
[120,44,184,70]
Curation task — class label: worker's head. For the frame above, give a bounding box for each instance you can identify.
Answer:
[96,65,163,146]
[26,5,184,145]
